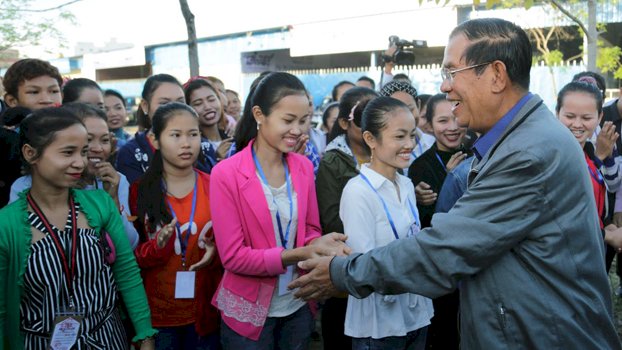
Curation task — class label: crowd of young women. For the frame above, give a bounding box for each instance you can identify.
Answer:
[1,57,621,350]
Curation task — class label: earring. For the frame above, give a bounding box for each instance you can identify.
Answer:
[257,122,261,130]
[370,149,374,163]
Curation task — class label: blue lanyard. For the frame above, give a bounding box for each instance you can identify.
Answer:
[359,172,421,240]
[351,153,359,168]
[407,199,421,231]
[588,164,604,185]
[435,152,447,172]
[411,135,423,159]
[252,147,294,247]
[163,172,198,268]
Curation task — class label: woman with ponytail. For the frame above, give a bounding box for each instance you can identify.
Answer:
[340,96,433,349]
[130,102,222,349]
[556,79,622,256]
[210,72,350,349]
[314,86,378,350]
[0,107,156,349]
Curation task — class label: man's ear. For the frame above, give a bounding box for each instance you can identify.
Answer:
[4,94,19,108]
[490,60,509,94]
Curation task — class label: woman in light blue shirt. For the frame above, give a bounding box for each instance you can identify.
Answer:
[10,103,138,248]
[340,96,433,350]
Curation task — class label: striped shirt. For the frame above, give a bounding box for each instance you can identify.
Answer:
[21,201,127,349]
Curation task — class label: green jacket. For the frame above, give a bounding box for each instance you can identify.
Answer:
[316,135,360,235]
[0,189,156,349]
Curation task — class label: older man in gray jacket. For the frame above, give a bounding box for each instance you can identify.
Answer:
[290,18,621,349]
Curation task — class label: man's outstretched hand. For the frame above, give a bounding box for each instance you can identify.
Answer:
[288,256,341,301]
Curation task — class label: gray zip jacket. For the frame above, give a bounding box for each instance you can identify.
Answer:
[331,95,621,349]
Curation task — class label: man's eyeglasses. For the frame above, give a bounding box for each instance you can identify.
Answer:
[440,62,492,83]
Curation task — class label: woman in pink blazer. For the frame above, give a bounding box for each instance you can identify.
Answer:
[210,72,350,350]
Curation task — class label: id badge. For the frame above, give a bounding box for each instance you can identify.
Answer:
[50,313,82,350]
[175,271,196,299]
[278,265,294,296]
[408,223,420,238]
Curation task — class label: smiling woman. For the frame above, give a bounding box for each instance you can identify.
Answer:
[406,92,468,350]
[340,96,433,350]
[211,72,351,349]
[184,78,232,164]
[556,80,621,230]
[0,106,157,350]
[104,89,132,149]
[9,102,140,249]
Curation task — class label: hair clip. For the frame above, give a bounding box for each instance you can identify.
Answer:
[577,76,598,87]
[182,75,210,89]
[348,101,360,122]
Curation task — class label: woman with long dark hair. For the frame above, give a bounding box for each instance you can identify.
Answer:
[130,102,222,349]
[210,72,350,349]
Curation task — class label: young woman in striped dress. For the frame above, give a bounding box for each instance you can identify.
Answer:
[0,106,156,349]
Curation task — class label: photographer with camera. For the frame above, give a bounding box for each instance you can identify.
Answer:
[380,36,424,88]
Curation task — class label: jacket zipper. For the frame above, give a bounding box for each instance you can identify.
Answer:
[498,304,507,329]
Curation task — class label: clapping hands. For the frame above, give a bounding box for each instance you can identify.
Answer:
[595,122,618,161]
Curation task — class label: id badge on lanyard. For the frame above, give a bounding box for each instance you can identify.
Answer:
[165,172,199,299]
[50,305,84,350]
[252,147,295,295]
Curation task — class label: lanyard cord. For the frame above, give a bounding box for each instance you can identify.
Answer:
[587,163,604,185]
[252,147,294,247]
[163,172,198,268]
[435,152,447,172]
[359,172,421,240]
[27,192,79,309]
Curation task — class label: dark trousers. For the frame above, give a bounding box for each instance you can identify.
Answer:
[220,304,314,350]
[351,327,427,350]
[425,290,460,350]
[156,323,220,350]
[321,297,352,350]
[605,244,622,276]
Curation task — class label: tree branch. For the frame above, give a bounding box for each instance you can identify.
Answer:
[14,0,83,12]
[544,27,555,43]
[546,0,588,35]
[567,53,583,62]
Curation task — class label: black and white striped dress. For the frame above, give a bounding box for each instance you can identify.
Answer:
[20,201,128,349]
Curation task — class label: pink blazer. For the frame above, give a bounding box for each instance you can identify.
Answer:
[210,140,322,340]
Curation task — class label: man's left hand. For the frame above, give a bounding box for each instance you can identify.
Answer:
[289,256,340,301]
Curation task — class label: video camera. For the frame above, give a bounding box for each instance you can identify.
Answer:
[384,35,427,65]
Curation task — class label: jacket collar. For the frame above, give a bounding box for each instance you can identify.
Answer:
[325,134,354,158]
[236,139,307,247]
[472,94,543,171]
[469,95,544,187]
[237,139,303,179]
